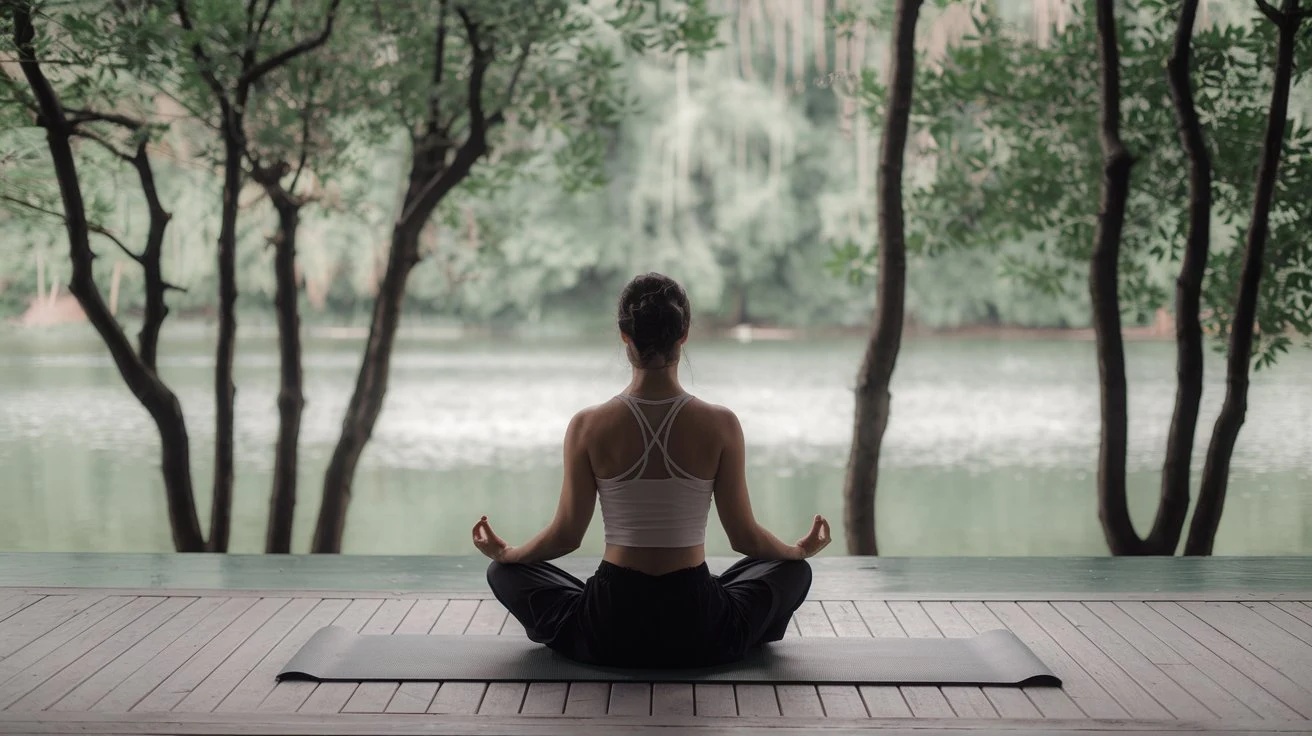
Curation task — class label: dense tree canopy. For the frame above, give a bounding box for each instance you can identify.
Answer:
[14,1,1303,331]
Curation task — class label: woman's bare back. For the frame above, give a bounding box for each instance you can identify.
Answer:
[587,394,726,575]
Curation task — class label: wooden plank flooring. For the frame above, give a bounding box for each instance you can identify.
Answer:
[1,588,1309,733]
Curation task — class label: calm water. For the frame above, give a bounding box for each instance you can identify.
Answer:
[0,327,1308,556]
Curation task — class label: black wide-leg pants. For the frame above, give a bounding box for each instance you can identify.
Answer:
[486,557,812,668]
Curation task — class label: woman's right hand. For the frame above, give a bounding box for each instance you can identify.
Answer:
[793,515,831,559]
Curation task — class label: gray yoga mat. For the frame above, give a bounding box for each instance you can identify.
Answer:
[278,626,1061,687]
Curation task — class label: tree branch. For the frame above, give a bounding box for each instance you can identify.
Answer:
[175,0,230,106]
[398,8,497,228]
[244,0,260,41]
[240,0,343,87]
[456,7,490,135]
[71,127,135,162]
[1254,0,1282,23]
[65,108,146,131]
[289,68,322,192]
[491,41,532,125]
[255,0,277,42]
[0,193,142,263]
[427,0,449,133]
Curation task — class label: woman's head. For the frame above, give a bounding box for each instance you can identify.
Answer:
[617,272,691,369]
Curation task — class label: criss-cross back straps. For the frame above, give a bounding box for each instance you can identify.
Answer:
[614,393,693,481]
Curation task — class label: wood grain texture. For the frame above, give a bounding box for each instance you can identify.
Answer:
[1116,601,1300,720]
[9,597,192,712]
[9,710,1312,734]
[564,683,609,716]
[652,684,694,717]
[134,598,290,712]
[174,598,320,713]
[1149,602,1311,719]
[0,597,163,710]
[478,683,526,715]
[257,599,380,714]
[693,684,736,717]
[427,683,486,714]
[49,598,227,713]
[91,597,259,714]
[987,601,1125,719]
[608,683,651,716]
[0,596,107,660]
[520,683,567,715]
[217,599,349,713]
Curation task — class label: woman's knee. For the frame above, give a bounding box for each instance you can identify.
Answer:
[780,559,813,594]
[486,560,511,591]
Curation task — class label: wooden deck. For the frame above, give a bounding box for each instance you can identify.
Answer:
[0,555,1309,734]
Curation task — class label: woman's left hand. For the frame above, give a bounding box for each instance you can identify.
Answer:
[472,516,515,563]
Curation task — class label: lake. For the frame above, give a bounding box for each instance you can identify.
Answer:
[0,327,1308,556]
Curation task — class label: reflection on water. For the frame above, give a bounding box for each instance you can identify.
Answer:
[0,327,1308,555]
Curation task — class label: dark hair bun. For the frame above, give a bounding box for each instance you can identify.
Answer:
[618,273,691,368]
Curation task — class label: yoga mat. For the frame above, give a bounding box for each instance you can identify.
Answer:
[278,626,1061,687]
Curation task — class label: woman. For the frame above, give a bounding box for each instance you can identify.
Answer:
[472,272,830,669]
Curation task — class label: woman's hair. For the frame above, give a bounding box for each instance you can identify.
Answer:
[617,272,691,368]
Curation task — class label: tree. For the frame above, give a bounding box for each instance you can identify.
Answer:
[1089,0,1136,555]
[839,0,925,555]
[233,6,382,553]
[1,0,349,552]
[843,0,1312,554]
[309,0,719,552]
[1187,0,1312,555]
[3,0,210,550]
[169,0,343,552]
[1158,0,1211,557]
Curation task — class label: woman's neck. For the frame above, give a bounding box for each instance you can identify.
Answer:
[625,366,683,399]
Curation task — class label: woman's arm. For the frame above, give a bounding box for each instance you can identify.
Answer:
[712,408,806,561]
[500,410,597,564]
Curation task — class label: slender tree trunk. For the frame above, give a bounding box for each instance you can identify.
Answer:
[1090,0,1141,556]
[841,0,922,555]
[133,143,171,371]
[1150,0,1209,555]
[208,131,242,553]
[313,127,493,553]
[1186,0,1304,556]
[13,5,205,552]
[312,218,420,553]
[261,181,306,554]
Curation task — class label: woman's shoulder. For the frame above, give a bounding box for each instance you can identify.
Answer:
[682,396,741,436]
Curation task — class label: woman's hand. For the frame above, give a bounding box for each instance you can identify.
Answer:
[472,516,516,563]
[793,515,831,559]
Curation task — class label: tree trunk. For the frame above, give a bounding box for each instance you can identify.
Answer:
[264,187,305,554]
[1150,0,1209,555]
[312,219,420,553]
[208,132,242,553]
[1186,0,1304,556]
[13,5,205,552]
[133,143,171,372]
[1090,0,1140,556]
[840,0,922,556]
[108,262,122,316]
[313,126,493,553]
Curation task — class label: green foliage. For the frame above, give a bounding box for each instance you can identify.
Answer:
[839,0,1312,366]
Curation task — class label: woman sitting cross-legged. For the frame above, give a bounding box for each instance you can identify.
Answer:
[472,272,830,669]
